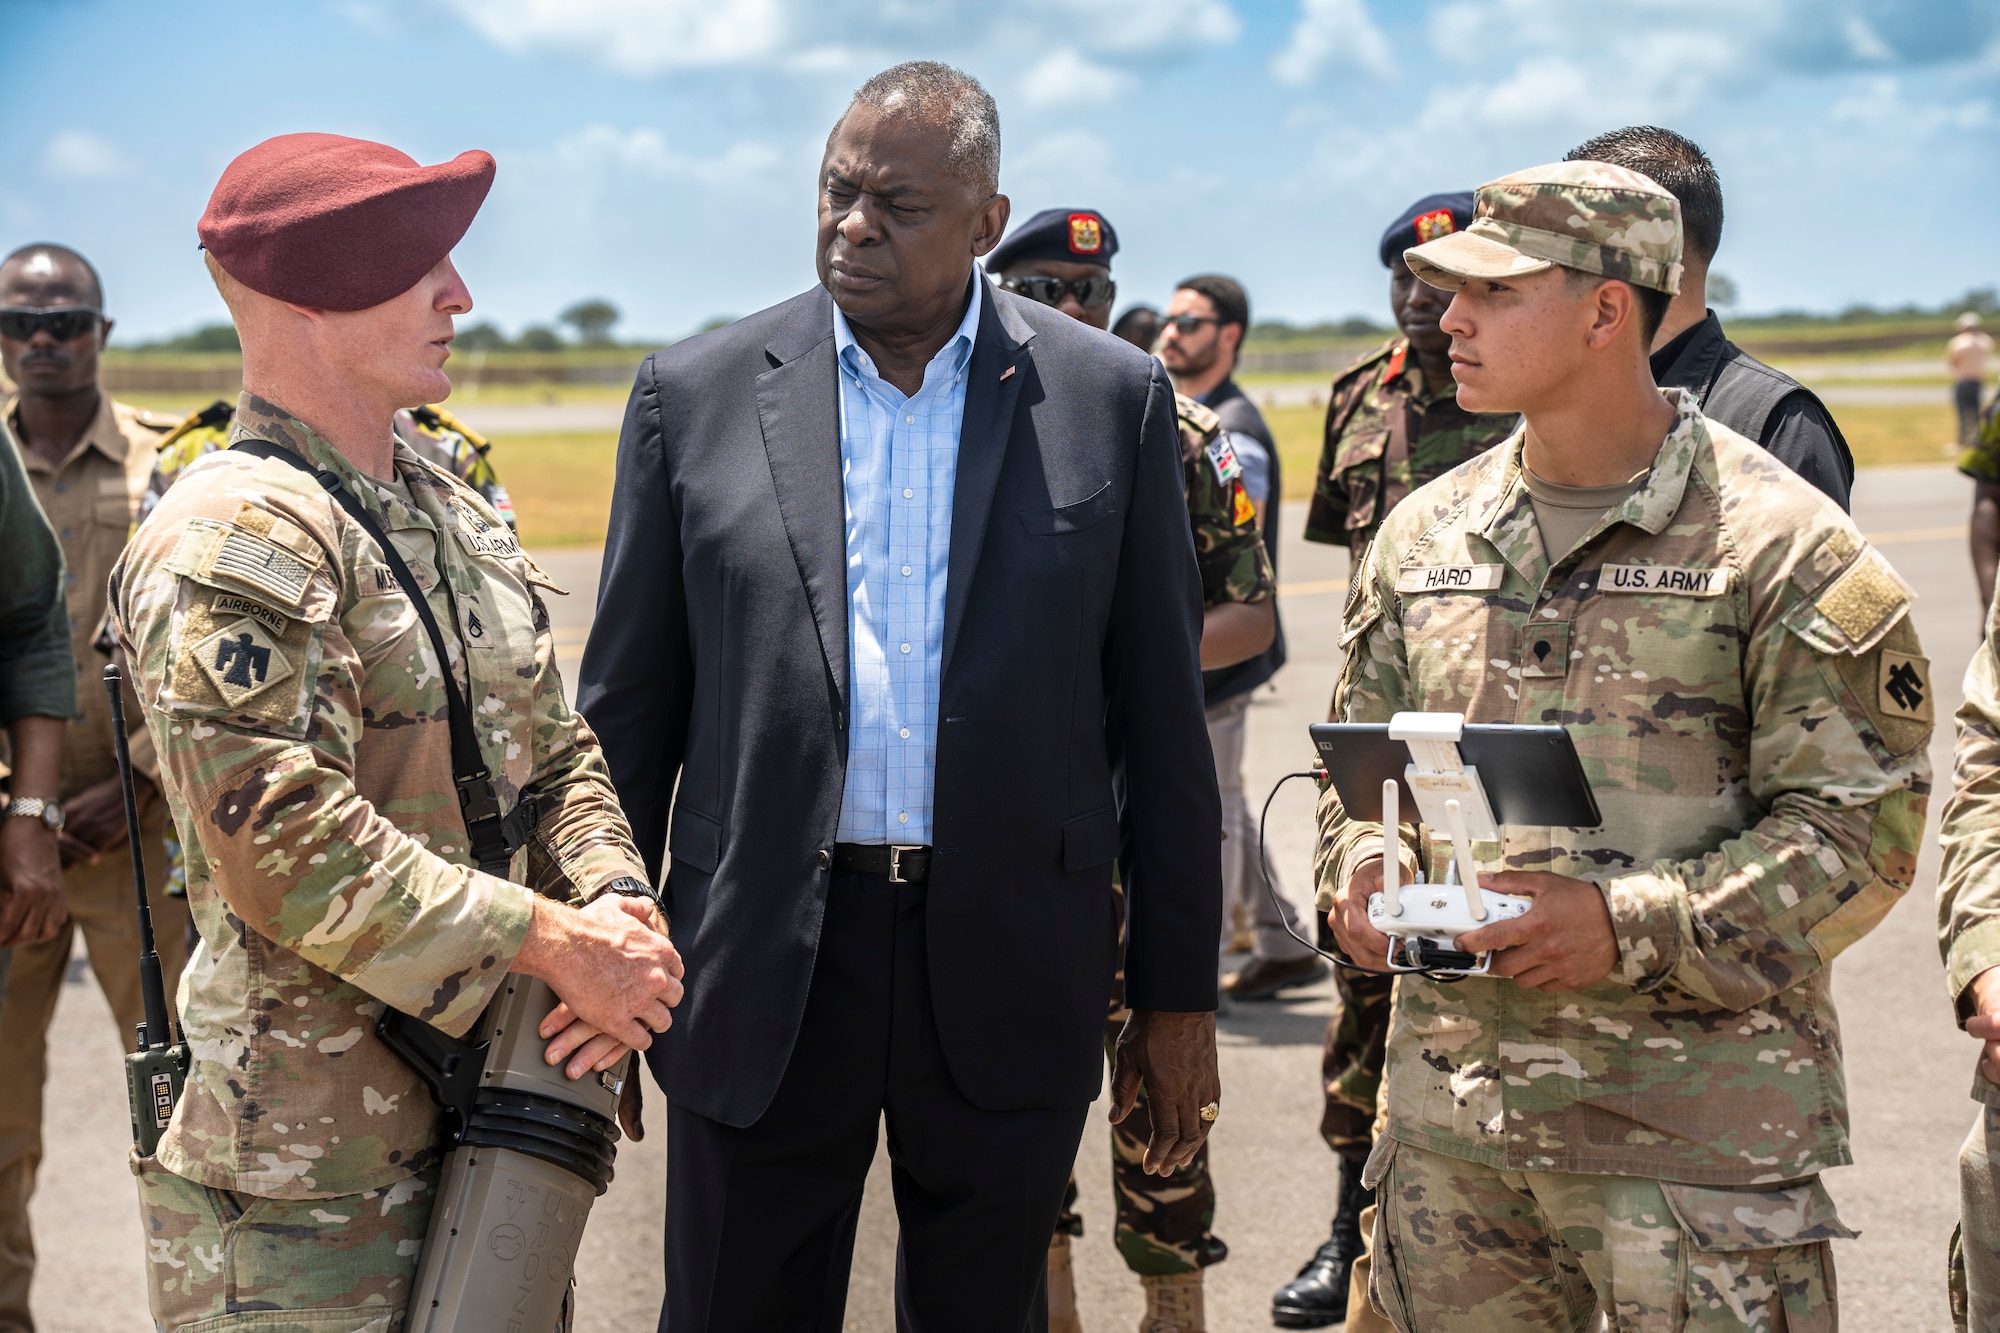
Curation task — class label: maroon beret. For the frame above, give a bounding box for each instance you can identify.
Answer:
[199,133,495,312]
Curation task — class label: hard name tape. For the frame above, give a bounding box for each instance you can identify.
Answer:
[1396,563,1505,594]
[1600,564,1731,597]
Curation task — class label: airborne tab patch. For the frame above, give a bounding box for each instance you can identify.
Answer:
[210,593,289,636]
[1600,564,1732,597]
[1395,564,1505,594]
[194,618,295,708]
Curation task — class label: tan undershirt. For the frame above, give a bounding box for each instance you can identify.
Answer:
[1522,464,1645,563]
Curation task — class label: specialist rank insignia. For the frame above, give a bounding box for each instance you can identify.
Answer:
[194,617,295,708]
[1413,208,1458,243]
[1067,212,1103,255]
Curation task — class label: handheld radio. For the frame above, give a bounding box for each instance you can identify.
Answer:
[105,663,188,1157]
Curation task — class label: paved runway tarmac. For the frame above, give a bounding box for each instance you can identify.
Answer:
[26,469,1988,1331]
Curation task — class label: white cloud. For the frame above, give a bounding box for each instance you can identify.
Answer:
[529,124,785,183]
[1021,49,1137,109]
[41,129,133,182]
[440,0,786,74]
[1026,0,1241,54]
[1004,129,1120,202]
[1273,0,1393,86]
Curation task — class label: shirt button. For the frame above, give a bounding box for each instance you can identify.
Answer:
[900,642,911,654]
[901,565,912,577]
[899,727,911,739]
[53,482,65,494]
[905,414,915,425]
[898,812,909,824]
[903,488,914,499]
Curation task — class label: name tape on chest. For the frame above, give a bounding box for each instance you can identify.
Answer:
[1395,563,1505,594]
[1600,564,1732,598]
[1206,435,1242,487]
[452,501,521,559]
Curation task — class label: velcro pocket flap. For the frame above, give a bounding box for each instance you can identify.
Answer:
[1061,806,1122,872]
[1020,483,1116,536]
[669,804,722,874]
[1660,1178,1856,1252]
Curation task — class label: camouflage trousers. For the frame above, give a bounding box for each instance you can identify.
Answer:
[1317,931,1393,1164]
[135,1152,436,1331]
[1053,882,1222,1278]
[1364,1136,1849,1332]
[1954,1101,2000,1332]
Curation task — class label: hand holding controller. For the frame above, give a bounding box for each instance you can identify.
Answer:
[1364,778,1529,974]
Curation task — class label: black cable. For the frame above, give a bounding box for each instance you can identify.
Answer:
[1255,768,1463,982]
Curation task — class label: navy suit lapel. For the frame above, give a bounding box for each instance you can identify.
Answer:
[757,288,849,721]
[942,286,1037,681]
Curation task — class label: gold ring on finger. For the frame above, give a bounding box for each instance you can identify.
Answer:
[1199,1101,1220,1122]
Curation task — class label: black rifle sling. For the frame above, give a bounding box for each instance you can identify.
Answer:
[229,439,518,875]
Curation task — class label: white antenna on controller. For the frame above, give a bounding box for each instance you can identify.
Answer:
[1380,778,1401,918]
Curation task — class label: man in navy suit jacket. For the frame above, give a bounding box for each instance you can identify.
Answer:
[576,61,1222,1332]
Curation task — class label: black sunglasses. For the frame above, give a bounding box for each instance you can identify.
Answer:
[0,306,102,342]
[1163,314,1221,334]
[1000,274,1116,310]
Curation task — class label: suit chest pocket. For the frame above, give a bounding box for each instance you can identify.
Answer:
[1019,483,1115,536]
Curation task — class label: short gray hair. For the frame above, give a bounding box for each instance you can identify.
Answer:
[842,61,1000,197]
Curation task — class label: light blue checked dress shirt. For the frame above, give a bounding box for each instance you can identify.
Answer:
[832,278,983,845]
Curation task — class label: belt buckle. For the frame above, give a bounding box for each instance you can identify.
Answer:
[887,845,921,883]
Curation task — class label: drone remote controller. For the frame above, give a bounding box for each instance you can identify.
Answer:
[1361,716,1533,976]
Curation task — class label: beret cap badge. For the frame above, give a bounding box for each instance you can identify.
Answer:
[1067,213,1104,255]
[1413,209,1457,244]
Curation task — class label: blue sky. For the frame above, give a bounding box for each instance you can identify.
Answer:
[1,0,1995,343]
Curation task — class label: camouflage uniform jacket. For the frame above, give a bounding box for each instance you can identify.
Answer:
[110,393,646,1199]
[1938,593,2000,1110]
[1302,338,1517,553]
[1316,390,1931,1184]
[1958,395,2000,486]
[1177,393,1274,609]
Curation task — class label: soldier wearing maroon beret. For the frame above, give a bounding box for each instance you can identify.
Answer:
[111,133,683,1327]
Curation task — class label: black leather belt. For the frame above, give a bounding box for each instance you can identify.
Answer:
[831,843,932,883]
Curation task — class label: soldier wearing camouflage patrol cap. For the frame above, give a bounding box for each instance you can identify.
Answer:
[109,132,684,1328]
[988,205,1275,1333]
[1318,160,1929,1330]
[1278,194,1519,1329]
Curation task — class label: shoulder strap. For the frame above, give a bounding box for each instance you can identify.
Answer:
[229,439,519,876]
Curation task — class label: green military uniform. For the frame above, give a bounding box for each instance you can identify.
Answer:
[1938,571,2000,1332]
[111,394,645,1327]
[1055,393,1274,1278]
[1301,339,1517,1165]
[1319,389,1928,1331]
[1303,337,1519,556]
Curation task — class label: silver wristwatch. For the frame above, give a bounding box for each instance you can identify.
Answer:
[4,797,64,833]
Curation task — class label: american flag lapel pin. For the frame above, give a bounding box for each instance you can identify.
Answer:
[999,364,1016,382]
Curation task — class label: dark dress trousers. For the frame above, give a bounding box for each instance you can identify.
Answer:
[577,280,1222,1331]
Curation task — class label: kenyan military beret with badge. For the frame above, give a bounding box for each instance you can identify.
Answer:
[199,133,495,312]
[1404,160,1683,295]
[1378,192,1474,268]
[986,208,1119,273]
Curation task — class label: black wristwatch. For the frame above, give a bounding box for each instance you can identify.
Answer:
[597,876,663,910]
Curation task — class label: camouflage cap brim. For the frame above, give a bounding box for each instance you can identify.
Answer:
[1403,228,1554,291]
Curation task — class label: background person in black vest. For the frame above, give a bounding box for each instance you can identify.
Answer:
[577,62,1223,1333]
[1158,275,1322,1002]
[1566,125,1855,510]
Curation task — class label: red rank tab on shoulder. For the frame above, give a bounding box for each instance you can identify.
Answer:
[1383,342,1407,384]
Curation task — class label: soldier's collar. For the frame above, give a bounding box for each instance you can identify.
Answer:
[227,392,437,534]
[1599,389,1702,538]
[4,391,129,473]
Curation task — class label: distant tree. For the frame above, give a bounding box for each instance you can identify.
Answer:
[456,321,509,352]
[516,325,562,353]
[1707,272,1739,308]
[560,299,620,346]
[135,322,240,353]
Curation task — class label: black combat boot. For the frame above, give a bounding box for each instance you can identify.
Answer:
[1270,1157,1373,1328]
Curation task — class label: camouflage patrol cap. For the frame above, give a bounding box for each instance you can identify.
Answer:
[1404,161,1683,296]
